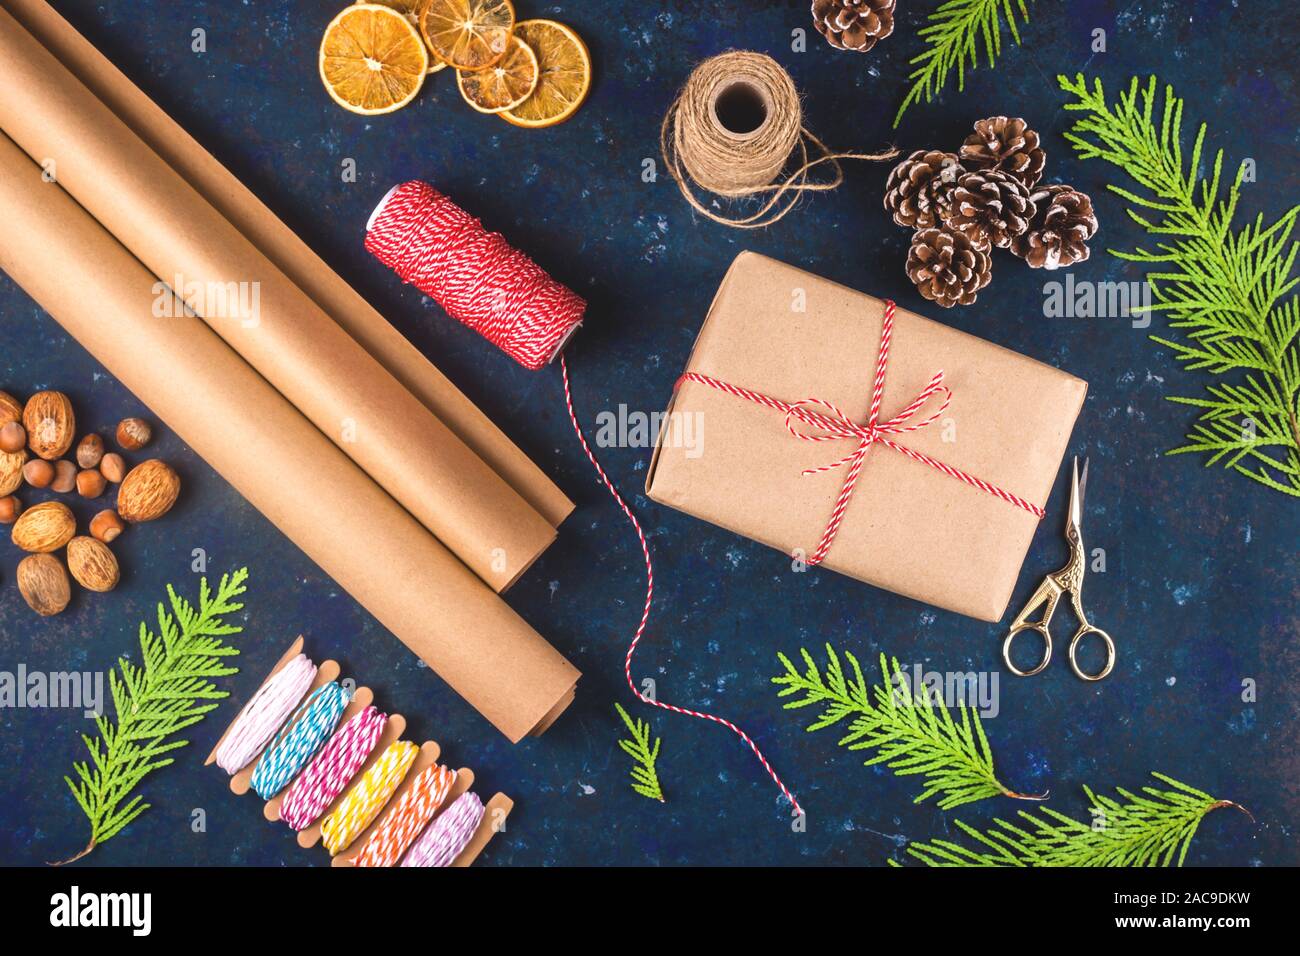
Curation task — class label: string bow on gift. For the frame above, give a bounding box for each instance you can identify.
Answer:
[678,300,1044,567]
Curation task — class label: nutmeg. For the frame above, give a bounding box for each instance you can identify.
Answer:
[17,553,71,617]
[11,500,76,552]
[89,509,125,543]
[22,390,75,460]
[67,536,120,592]
[0,390,21,425]
[0,421,25,453]
[22,458,54,489]
[76,468,107,499]
[76,433,105,469]
[115,417,152,451]
[100,453,126,483]
[0,495,21,524]
[0,448,24,496]
[117,459,180,523]
[51,460,77,494]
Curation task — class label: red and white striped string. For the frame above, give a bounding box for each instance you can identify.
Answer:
[367,182,803,814]
[279,705,387,831]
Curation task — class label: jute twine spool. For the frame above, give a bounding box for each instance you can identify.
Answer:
[661,51,898,229]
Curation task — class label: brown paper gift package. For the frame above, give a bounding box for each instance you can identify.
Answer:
[646,252,1088,622]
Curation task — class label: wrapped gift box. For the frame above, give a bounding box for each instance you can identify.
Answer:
[646,251,1088,622]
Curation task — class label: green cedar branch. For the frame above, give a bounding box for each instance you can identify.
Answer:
[894,772,1252,866]
[615,703,665,802]
[773,645,1043,810]
[54,568,249,864]
[1059,73,1300,498]
[894,0,1035,128]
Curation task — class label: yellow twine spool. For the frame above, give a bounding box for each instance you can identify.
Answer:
[320,740,419,856]
[660,50,897,229]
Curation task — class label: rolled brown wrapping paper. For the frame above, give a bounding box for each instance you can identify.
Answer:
[0,132,579,742]
[2,0,573,529]
[0,5,556,593]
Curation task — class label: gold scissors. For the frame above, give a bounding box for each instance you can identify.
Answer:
[1003,457,1115,681]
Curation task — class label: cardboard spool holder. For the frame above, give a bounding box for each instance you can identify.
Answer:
[206,637,512,867]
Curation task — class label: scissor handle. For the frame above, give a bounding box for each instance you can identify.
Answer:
[1067,625,1115,681]
[1003,621,1052,677]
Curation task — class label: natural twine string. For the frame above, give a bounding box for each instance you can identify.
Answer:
[660,51,898,229]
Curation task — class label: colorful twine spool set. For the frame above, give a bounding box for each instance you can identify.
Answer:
[366,183,803,813]
[213,640,505,867]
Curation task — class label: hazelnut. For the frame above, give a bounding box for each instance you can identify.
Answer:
[23,458,54,488]
[0,421,25,453]
[77,468,107,499]
[51,460,77,493]
[115,417,152,451]
[0,495,21,524]
[89,509,125,543]
[100,453,126,483]
[76,433,105,469]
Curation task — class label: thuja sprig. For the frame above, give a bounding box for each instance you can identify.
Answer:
[1059,73,1300,498]
[894,0,1035,128]
[894,773,1251,866]
[772,645,1042,810]
[55,568,249,864]
[615,703,664,802]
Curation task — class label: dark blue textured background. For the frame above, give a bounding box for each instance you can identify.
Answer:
[1,0,1296,867]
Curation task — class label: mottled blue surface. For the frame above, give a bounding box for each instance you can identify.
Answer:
[0,0,1296,867]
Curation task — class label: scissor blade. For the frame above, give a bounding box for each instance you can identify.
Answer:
[1068,457,1088,529]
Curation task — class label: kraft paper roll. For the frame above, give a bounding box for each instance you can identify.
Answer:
[0,132,579,743]
[2,0,573,530]
[0,5,556,593]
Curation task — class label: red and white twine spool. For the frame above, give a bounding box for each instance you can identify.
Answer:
[366,182,585,370]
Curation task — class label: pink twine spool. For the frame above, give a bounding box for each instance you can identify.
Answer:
[365,181,585,370]
[279,705,387,831]
[400,790,485,868]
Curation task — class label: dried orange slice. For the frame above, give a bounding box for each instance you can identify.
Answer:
[501,20,591,128]
[419,0,514,71]
[320,4,429,114]
[363,0,446,73]
[456,35,538,113]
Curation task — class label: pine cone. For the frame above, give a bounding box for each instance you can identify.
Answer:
[883,150,965,229]
[811,0,896,53]
[959,116,1046,188]
[906,226,993,309]
[946,169,1038,250]
[1010,185,1099,269]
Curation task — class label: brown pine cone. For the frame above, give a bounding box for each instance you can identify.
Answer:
[959,116,1046,188]
[1010,184,1100,269]
[883,150,965,229]
[811,0,896,53]
[906,226,993,309]
[946,169,1038,250]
